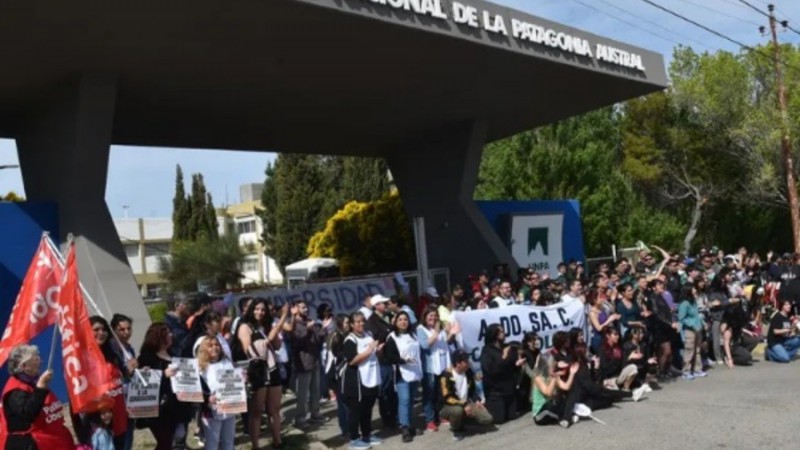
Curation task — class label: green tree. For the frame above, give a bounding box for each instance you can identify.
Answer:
[260,162,278,256]
[172,165,190,241]
[308,192,414,276]
[185,173,219,242]
[160,234,244,292]
[273,154,327,270]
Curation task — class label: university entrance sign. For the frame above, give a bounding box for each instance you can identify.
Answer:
[359,0,647,71]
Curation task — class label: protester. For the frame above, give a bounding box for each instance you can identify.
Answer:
[325,314,351,438]
[439,351,493,441]
[531,353,578,426]
[165,294,193,357]
[383,311,423,442]
[615,283,643,337]
[643,279,680,378]
[588,292,620,353]
[366,294,398,429]
[516,332,540,413]
[192,311,232,360]
[490,281,515,308]
[598,328,639,390]
[678,283,707,379]
[87,401,115,450]
[479,324,523,424]
[197,337,236,450]
[622,326,658,388]
[84,316,128,450]
[766,299,800,362]
[1,345,75,450]
[289,298,330,428]
[341,312,383,450]
[110,313,136,450]
[137,322,190,450]
[417,306,457,432]
[236,299,290,449]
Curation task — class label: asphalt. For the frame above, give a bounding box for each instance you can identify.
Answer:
[305,357,800,450]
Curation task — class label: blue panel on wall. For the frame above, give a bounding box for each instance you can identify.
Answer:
[476,200,585,275]
[0,202,67,401]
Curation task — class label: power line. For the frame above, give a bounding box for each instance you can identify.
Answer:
[734,0,770,18]
[568,0,693,49]
[676,0,762,27]
[641,0,758,48]
[593,0,713,50]
[639,0,800,76]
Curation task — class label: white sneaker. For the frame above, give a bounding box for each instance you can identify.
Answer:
[632,385,647,402]
[642,383,653,393]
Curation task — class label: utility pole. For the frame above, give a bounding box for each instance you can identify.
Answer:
[761,3,800,253]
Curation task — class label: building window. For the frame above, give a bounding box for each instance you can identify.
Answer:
[144,243,170,257]
[242,259,259,273]
[146,284,164,299]
[237,220,256,234]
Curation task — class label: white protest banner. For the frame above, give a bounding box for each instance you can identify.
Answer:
[212,366,248,415]
[238,277,396,316]
[126,369,162,418]
[170,358,204,403]
[452,301,585,369]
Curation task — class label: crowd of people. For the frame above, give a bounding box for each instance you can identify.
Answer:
[3,245,800,450]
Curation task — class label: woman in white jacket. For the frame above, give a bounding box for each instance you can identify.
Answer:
[197,337,239,450]
[384,311,423,443]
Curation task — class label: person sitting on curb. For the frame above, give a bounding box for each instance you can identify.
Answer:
[439,351,494,441]
[766,300,800,363]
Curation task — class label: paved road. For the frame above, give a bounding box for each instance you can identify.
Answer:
[307,359,800,450]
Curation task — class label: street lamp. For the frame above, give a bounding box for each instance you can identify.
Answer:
[0,164,20,170]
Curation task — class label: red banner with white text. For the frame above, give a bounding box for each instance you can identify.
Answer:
[57,243,114,413]
[0,236,64,367]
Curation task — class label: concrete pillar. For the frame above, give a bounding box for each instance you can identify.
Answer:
[387,120,518,285]
[16,73,151,347]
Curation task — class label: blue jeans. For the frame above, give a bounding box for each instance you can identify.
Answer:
[421,373,440,423]
[204,416,235,450]
[396,380,418,428]
[768,336,800,363]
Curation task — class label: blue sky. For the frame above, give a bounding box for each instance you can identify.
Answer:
[2,0,800,218]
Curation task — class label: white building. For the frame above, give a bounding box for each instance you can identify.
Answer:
[114,184,283,298]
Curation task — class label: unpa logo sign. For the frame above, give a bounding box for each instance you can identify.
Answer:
[510,215,563,276]
[527,227,549,256]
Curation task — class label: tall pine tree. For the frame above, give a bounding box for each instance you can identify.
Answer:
[172,165,191,241]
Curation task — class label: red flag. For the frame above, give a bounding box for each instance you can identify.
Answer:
[56,242,113,413]
[0,236,64,367]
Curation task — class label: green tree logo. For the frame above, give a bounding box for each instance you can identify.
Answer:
[528,227,549,256]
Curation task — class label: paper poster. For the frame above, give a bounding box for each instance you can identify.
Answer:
[214,366,248,415]
[126,369,162,418]
[170,358,204,403]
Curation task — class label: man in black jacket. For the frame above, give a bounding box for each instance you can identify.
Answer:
[479,324,522,424]
[366,294,398,428]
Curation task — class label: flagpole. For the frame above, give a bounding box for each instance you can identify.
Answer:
[45,234,146,386]
[46,326,59,371]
